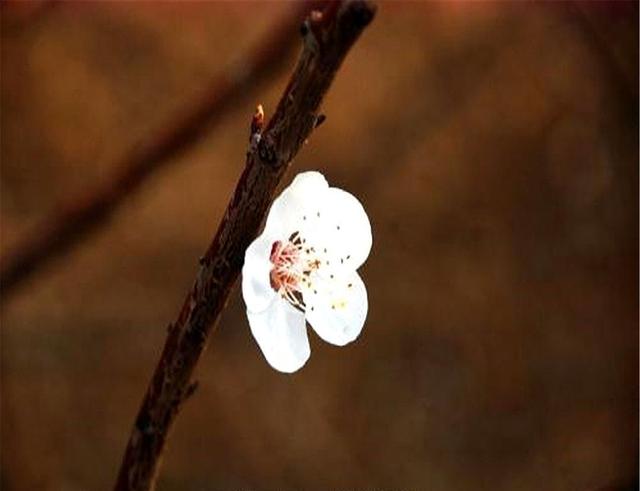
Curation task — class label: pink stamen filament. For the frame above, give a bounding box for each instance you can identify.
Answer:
[269,233,319,310]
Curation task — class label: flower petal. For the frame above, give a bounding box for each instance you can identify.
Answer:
[247,299,310,373]
[299,187,371,282]
[324,187,372,269]
[264,171,329,238]
[305,271,368,347]
[242,232,277,314]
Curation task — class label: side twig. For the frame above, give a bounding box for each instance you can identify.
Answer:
[0,2,309,302]
[113,2,376,490]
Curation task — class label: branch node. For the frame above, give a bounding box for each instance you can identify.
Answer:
[314,113,327,128]
[135,413,156,436]
[183,380,199,402]
[257,136,277,166]
[299,20,309,37]
[302,16,320,54]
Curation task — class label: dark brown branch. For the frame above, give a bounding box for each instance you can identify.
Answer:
[0,2,310,302]
[113,2,376,490]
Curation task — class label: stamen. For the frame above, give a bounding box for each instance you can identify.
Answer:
[269,231,321,312]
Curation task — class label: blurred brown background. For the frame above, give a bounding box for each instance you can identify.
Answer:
[1,2,638,490]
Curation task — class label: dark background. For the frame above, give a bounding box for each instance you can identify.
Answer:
[1,2,638,490]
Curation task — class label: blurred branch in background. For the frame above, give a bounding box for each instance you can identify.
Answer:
[565,0,638,116]
[113,2,376,489]
[0,1,311,302]
[0,0,59,31]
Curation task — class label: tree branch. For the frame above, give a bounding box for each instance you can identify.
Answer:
[113,2,376,490]
[0,2,309,302]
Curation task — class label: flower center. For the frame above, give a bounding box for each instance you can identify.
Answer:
[269,232,319,311]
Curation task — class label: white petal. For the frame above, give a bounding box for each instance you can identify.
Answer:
[242,232,277,314]
[300,187,372,280]
[324,187,372,269]
[264,171,329,238]
[305,271,368,347]
[247,299,310,373]
[289,171,329,194]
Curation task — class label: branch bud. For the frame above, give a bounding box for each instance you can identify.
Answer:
[250,104,265,136]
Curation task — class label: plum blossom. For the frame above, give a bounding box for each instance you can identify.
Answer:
[241,171,372,373]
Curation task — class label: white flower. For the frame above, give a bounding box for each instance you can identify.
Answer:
[241,171,372,373]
